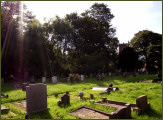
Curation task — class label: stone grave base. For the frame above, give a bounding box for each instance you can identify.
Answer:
[69,106,110,119]
[1,105,10,113]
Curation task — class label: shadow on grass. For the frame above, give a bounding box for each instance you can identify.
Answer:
[30,109,53,119]
[138,108,162,119]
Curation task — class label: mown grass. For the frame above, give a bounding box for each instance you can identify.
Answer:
[1,74,162,119]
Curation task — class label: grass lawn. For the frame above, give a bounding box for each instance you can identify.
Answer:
[1,74,162,119]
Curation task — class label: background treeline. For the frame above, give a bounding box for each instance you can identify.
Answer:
[1,1,162,79]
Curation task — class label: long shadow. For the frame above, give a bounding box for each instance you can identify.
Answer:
[138,108,162,119]
[30,109,53,119]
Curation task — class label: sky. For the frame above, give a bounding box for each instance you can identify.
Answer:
[24,1,162,44]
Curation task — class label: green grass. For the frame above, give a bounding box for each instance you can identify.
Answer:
[1,74,162,119]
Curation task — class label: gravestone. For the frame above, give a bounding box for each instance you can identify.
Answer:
[61,93,70,105]
[26,83,48,114]
[79,92,84,99]
[102,97,107,102]
[81,75,84,81]
[136,95,150,111]
[22,83,29,91]
[66,91,69,94]
[42,77,46,83]
[57,100,62,106]
[102,73,105,77]
[54,93,58,97]
[52,76,57,84]
[61,77,67,82]
[90,94,94,99]
[96,75,103,80]
[1,78,4,86]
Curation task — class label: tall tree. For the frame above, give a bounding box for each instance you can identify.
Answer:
[130,30,162,73]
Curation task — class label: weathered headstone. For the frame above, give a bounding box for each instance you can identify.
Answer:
[61,93,70,105]
[26,83,48,114]
[79,92,84,99]
[136,95,150,111]
[42,77,46,83]
[22,83,29,91]
[52,76,57,84]
[81,75,84,81]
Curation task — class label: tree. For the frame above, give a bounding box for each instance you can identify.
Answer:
[130,30,162,73]
[65,3,119,73]
[119,47,138,72]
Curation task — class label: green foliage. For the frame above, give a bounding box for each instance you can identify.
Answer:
[130,30,162,73]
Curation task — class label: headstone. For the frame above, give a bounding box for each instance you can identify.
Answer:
[102,97,107,103]
[22,83,29,91]
[61,93,70,105]
[61,77,67,82]
[13,83,22,89]
[42,77,46,83]
[66,91,69,94]
[1,78,4,86]
[26,83,48,114]
[109,84,113,87]
[52,76,57,84]
[90,73,93,78]
[136,95,150,111]
[54,93,58,97]
[90,94,94,99]
[102,73,105,77]
[81,75,84,81]
[79,92,84,99]
[96,75,103,80]
[57,100,62,106]
[109,72,111,76]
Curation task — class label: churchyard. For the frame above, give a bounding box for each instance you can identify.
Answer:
[1,74,162,119]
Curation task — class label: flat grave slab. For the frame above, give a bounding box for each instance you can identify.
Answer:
[69,106,110,119]
[92,87,108,91]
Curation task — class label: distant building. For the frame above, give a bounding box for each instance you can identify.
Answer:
[119,43,127,54]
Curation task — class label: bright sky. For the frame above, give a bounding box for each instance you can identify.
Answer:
[24,1,162,43]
